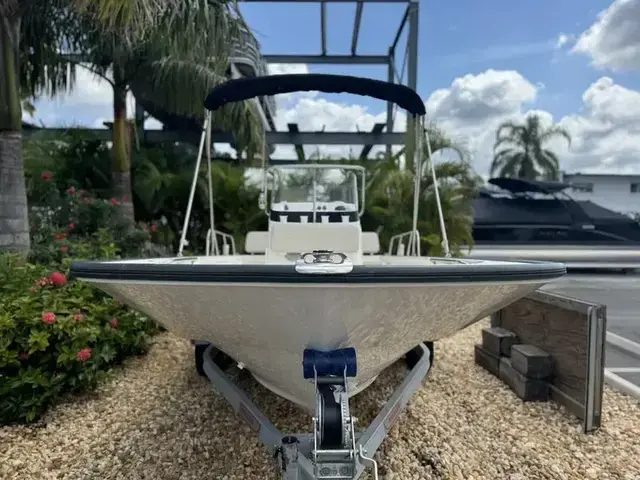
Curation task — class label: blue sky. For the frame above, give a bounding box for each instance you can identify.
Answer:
[239,0,638,117]
[28,0,640,175]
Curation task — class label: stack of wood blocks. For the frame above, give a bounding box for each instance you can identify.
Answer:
[475,327,554,401]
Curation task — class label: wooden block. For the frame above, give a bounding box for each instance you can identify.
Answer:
[474,344,500,377]
[510,344,554,379]
[499,357,549,402]
[481,327,517,357]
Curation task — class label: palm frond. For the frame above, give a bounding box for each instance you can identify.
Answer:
[539,125,572,147]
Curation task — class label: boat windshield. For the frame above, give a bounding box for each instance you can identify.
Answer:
[271,166,359,211]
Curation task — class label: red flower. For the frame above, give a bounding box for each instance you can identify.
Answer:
[109,318,119,329]
[49,272,67,287]
[73,313,84,322]
[150,224,158,233]
[67,222,75,231]
[42,312,56,325]
[55,232,68,241]
[76,348,92,362]
[110,197,120,206]
[19,352,29,361]
[66,186,76,196]
[40,171,53,181]
[60,245,69,254]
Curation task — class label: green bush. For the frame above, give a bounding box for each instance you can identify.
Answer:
[0,254,160,425]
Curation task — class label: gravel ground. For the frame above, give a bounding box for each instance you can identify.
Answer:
[1,318,639,480]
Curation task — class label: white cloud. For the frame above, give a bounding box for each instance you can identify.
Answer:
[557,77,640,173]
[29,67,162,130]
[555,33,573,49]
[572,0,640,71]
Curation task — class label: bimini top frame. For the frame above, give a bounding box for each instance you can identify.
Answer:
[177,73,450,257]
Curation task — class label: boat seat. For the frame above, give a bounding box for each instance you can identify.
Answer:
[248,229,378,256]
[361,232,380,254]
[245,231,268,254]
[268,222,362,255]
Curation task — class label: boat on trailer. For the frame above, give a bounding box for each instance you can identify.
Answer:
[71,73,566,479]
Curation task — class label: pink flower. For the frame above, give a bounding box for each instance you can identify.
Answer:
[42,312,56,325]
[60,245,69,254]
[110,197,120,206]
[73,313,84,322]
[66,186,76,196]
[109,318,119,329]
[36,276,52,287]
[67,222,75,231]
[49,272,67,287]
[76,348,92,362]
[150,224,158,233]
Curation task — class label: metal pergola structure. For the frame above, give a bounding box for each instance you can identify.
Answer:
[23,0,420,161]
[241,0,420,157]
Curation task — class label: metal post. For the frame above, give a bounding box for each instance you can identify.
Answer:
[386,51,395,159]
[406,0,419,170]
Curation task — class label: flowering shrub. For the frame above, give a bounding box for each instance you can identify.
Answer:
[0,171,168,425]
[0,254,160,425]
[28,171,162,263]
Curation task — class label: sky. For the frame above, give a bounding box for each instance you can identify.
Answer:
[25,0,640,177]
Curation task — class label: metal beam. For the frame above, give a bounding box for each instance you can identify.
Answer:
[386,54,394,158]
[390,5,409,54]
[359,123,385,160]
[240,0,409,3]
[406,1,418,92]
[23,127,408,145]
[287,123,306,161]
[351,0,363,55]
[263,54,388,64]
[320,1,327,56]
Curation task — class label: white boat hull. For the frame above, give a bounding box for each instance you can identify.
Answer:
[72,256,565,411]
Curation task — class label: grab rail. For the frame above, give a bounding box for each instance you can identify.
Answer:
[388,229,421,257]
[205,229,237,256]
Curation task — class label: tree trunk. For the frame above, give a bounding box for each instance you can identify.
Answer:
[111,63,135,226]
[0,13,30,255]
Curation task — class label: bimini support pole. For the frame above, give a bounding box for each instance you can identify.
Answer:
[204,110,219,255]
[423,123,451,257]
[178,110,210,257]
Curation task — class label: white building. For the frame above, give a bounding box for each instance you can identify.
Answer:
[560,172,640,215]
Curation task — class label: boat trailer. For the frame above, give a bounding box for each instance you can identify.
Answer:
[195,342,433,479]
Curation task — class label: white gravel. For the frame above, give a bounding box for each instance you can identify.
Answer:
[1,318,638,480]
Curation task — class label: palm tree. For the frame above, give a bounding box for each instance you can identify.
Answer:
[65,3,262,224]
[362,125,482,255]
[0,0,260,253]
[490,114,571,180]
